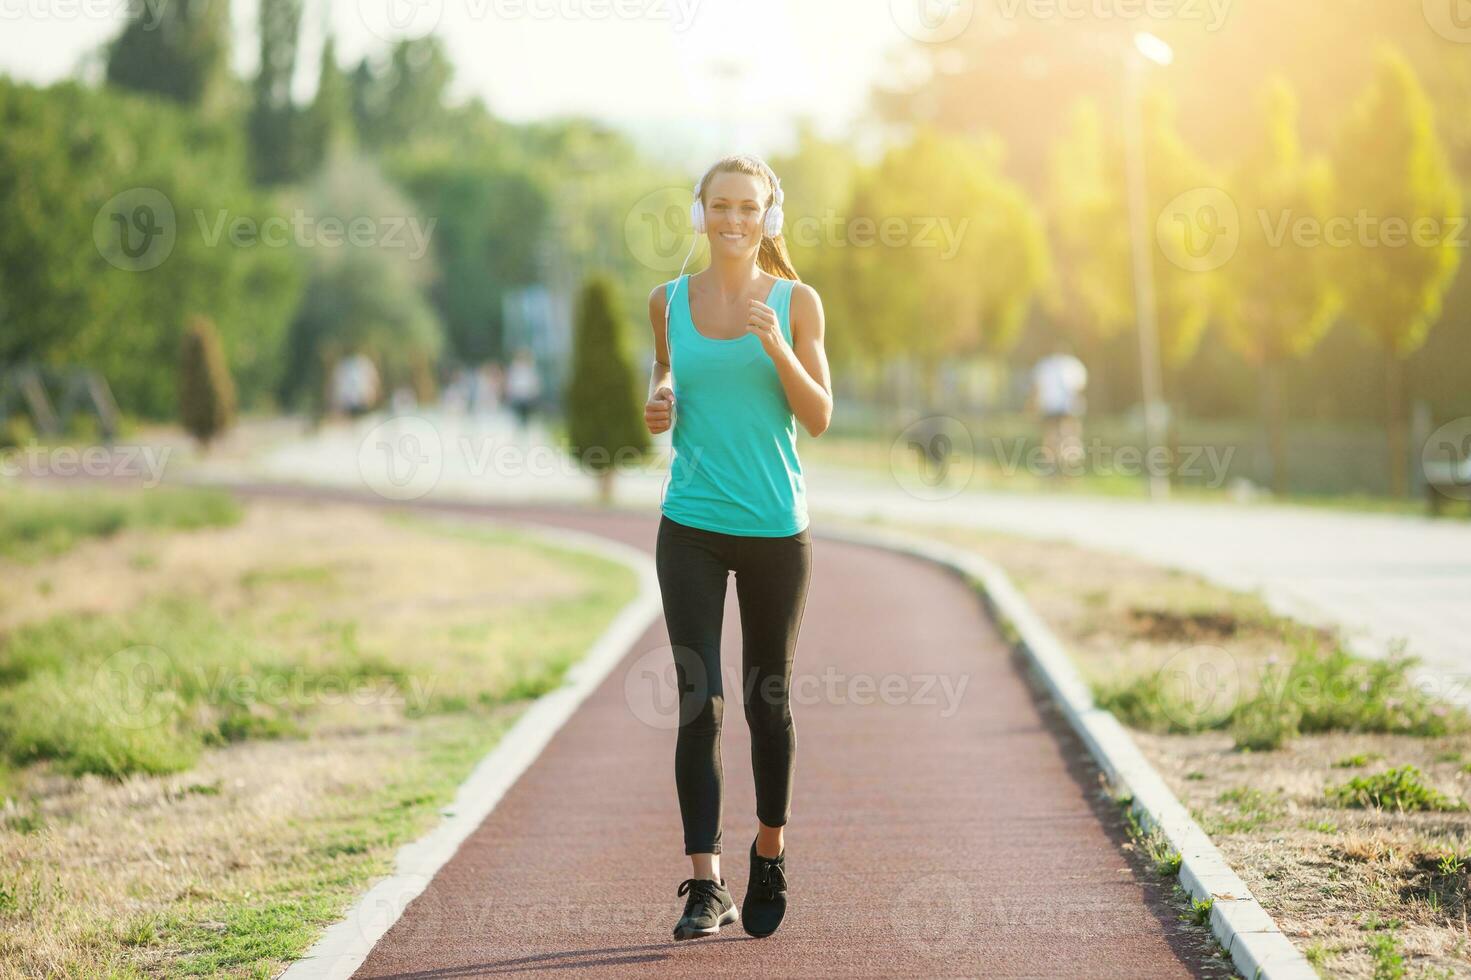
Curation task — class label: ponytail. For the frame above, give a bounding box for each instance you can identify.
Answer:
[759,233,800,282]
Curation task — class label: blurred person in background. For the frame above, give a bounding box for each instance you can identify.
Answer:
[1030,340,1088,474]
[331,349,380,420]
[505,348,542,432]
[469,363,497,417]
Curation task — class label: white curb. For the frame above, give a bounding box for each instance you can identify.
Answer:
[276,519,661,980]
[815,519,1318,980]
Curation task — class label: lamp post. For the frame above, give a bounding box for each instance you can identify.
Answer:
[1122,31,1173,500]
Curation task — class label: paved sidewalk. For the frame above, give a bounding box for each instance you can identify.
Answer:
[195,410,1471,702]
[812,474,1471,702]
[220,487,1215,978]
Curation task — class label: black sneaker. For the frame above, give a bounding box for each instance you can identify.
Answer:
[672,876,738,940]
[741,838,788,937]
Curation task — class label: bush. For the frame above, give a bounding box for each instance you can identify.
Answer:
[178,315,237,448]
[563,273,650,503]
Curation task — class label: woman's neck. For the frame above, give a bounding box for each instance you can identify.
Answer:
[701,257,765,300]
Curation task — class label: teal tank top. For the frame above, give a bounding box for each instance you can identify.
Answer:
[660,273,809,537]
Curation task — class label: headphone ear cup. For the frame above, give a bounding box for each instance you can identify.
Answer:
[690,199,705,234]
[763,202,783,238]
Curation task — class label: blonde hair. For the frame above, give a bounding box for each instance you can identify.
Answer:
[695,155,800,282]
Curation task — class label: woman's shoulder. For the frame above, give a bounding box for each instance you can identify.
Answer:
[648,276,685,312]
[788,280,821,312]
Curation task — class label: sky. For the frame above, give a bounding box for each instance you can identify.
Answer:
[0,0,926,165]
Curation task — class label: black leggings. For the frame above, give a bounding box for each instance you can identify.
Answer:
[655,514,813,855]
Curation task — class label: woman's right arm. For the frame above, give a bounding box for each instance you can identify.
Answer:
[645,283,674,434]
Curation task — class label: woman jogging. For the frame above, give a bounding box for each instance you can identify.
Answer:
[644,154,833,942]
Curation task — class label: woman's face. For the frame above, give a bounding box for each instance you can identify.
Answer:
[702,171,768,257]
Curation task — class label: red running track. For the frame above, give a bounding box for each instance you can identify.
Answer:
[225,486,1222,978]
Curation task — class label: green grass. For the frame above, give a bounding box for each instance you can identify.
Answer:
[1325,766,1468,813]
[0,578,626,780]
[1115,794,1184,878]
[1093,666,1211,735]
[0,484,241,562]
[0,595,336,778]
[1367,933,1406,980]
[1094,636,1469,751]
[1361,919,1408,980]
[1210,787,1289,834]
[238,563,342,590]
[1181,896,1213,928]
[1334,752,1384,768]
[0,508,637,781]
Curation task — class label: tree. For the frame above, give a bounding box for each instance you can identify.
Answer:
[0,79,302,418]
[106,0,230,111]
[300,35,354,173]
[769,121,863,367]
[1332,47,1463,496]
[495,116,683,347]
[179,315,236,448]
[394,157,549,363]
[276,153,444,412]
[351,39,454,151]
[1047,91,1216,378]
[564,274,649,505]
[1216,80,1341,494]
[846,126,1050,409]
[1045,99,1134,350]
[249,0,305,185]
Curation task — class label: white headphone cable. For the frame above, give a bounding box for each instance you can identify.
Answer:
[658,232,701,511]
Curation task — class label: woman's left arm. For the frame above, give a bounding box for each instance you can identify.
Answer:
[749,283,833,438]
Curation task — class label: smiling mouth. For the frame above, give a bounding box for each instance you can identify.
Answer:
[719,231,745,240]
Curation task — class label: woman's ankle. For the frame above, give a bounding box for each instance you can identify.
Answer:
[754,824,784,859]
[690,853,721,881]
